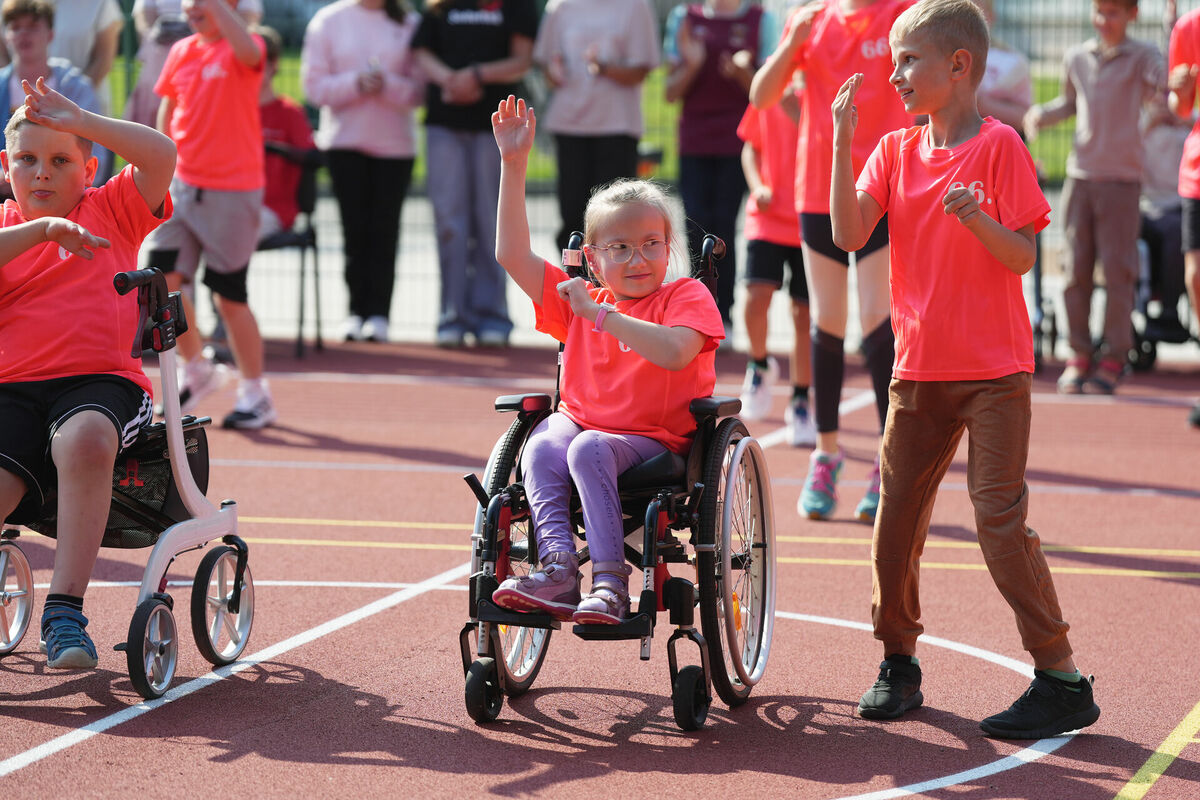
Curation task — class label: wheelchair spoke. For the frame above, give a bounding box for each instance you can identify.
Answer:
[0,606,11,645]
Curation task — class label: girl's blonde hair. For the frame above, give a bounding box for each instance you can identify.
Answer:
[583,178,690,281]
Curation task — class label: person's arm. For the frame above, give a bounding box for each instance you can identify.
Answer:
[84,18,124,88]
[1023,54,1077,140]
[493,95,548,302]
[943,188,1037,275]
[23,78,176,214]
[1169,63,1198,118]
[749,0,819,109]
[301,14,368,110]
[664,11,704,103]
[155,95,175,135]
[556,277,707,371]
[0,218,110,264]
[210,0,261,68]
[829,74,883,252]
[742,140,772,212]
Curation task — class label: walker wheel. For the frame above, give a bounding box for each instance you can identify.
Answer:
[191,545,254,665]
[0,541,34,656]
[127,597,178,699]
[465,657,504,724]
[672,664,710,731]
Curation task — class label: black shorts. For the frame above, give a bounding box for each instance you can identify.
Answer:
[1181,197,1200,253]
[149,247,251,304]
[800,212,889,265]
[0,375,152,510]
[744,239,809,302]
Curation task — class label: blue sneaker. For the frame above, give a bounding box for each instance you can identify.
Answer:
[855,457,882,522]
[40,607,98,669]
[799,449,843,520]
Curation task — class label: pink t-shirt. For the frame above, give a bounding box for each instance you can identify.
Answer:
[1168,9,1200,199]
[0,166,172,397]
[785,0,915,214]
[856,119,1049,381]
[738,101,803,247]
[156,33,266,191]
[535,262,725,454]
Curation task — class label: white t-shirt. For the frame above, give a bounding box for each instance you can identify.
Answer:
[49,0,123,112]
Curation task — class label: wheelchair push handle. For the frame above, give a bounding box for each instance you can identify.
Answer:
[698,234,725,300]
[113,268,188,356]
[562,230,585,280]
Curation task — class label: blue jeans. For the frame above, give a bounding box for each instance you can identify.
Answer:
[426,126,512,339]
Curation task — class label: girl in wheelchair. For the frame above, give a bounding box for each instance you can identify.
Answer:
[0,78,175,668]
[490,95,725,625]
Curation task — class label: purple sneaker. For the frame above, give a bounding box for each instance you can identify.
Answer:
[492,551,580,620]
[572,561,632,625]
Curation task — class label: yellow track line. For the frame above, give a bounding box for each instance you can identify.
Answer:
[1113,699,1200,800]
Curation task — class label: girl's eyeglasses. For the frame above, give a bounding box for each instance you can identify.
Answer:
[589,239,668,264]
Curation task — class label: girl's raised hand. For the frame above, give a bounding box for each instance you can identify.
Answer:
[21,77,84,132]
[831,73,861,147]
[492,95,536,163]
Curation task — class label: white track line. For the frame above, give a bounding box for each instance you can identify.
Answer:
[0,562,471,778]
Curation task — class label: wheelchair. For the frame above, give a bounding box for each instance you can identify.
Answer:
[0,269,254,699]
[458,235,776,731]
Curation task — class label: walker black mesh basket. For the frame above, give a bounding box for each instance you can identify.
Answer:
[23,418,211,549]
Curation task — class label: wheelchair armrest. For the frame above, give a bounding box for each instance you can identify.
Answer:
[689,396,741,421]
[494,393,552,413]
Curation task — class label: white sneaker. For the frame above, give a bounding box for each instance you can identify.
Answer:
[343,315,364,341]
[739,357,778,421]
[222,393,277,430]
[361,316,389,342]
[178,359,230,415]
[784,399,817,447]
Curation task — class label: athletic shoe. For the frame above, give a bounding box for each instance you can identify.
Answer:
[436,328,465,349]
[799,448,843,520]
[41,607,98,669]
[855,456,882,522]
[572,582,630,625]
[1190,401,1200,429]
[1056,357,1090,395]
[739,357,779,420]
[178,359,230,415]
[492,551,580,620]
[979,671,1100,739]
[343,315,364,341]
[784,398,816,447]
[857,654,923,719]
[476,329,510,348]
[361,316,390,343]
[222,394,278,430]
[1085,358,1124,395]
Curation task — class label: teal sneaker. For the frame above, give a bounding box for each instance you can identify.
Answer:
[41,607,98,669]
[799,449,843,520]
[855,457,882,522]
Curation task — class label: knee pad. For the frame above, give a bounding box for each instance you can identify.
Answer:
[146,249,179,274]
[202,265,250,305]
[861,319,895,433]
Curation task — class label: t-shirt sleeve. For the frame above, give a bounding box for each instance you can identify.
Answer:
[661,278,725,350]
[626,0,661,69]
[88,165,173,249]
[154,39,183,99]
[737,103,760,146]
[286,101,315,149]
[856,131,898,211]
[533,261,573,342]
[511,0,540,39]
[410,12,436,50]
[993,129,1050,234]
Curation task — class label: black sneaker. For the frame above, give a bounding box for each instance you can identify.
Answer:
[858,654,923,719]
[1189,401,1200,429]
[979,670,1100,739]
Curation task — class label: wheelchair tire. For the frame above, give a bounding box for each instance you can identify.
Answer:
[1130,329,1158,373]
[191,545,255,666]
[473,412,552,696]
[696,418,776,708]
[672,664,710,731]
[0,540,34,656]
[465,657,504,723]
[127,597,178,699]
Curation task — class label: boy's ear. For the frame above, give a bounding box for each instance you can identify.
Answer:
[950,48,972,81]
[83,154,97,186]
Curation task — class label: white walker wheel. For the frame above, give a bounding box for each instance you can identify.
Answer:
[191,545,254,666]
[0,540,34,655]
[127,597,178,699]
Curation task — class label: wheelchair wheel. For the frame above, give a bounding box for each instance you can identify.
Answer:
[0,540,34,656]
[127,597,178,699]
[697,418,776,707]
[672,664,710,731]
[465,657,504,724]
[191,545,255,666]
[1130,329,1158,373]
[473,413,552,696]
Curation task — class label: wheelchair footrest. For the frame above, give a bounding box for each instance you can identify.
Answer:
[573,612,654,641]
[476,598,560,630]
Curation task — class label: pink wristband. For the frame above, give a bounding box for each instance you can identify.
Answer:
[594,303,615,333]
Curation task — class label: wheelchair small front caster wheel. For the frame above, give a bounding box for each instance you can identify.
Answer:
[127,597,178,699]
[672,665,710,731]
[465,657,504,724]
[0,540,34,656]
[191,545,254,666]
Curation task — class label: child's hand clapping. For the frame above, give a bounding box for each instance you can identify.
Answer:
[556,276,596,318]
[492,95,536,163]
[45,218,111,260]
[21,78,84,132]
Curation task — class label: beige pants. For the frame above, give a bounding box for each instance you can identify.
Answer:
[871,373,1074,669]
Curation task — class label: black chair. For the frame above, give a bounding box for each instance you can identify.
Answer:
[258,142,324,357]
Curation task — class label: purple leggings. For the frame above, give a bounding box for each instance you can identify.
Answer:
[523,413,668,565]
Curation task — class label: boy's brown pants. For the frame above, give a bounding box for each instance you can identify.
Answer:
[871,372,1074,670]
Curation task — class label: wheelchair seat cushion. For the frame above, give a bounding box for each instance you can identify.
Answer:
[617,450,687,493]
